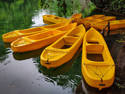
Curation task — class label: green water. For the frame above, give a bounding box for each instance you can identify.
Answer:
[0,0,125,94]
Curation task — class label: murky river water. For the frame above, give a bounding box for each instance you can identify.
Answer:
[0,1,125,94]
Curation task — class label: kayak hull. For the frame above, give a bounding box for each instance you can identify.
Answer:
[2,21,70,43]
[41,24,86,68]
[11,23,77,52]
[82,27,115,90]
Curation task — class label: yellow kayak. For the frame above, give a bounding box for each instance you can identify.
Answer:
[2,20,71,43]
[79,15,116,29]
[79,15,105,24]
[43,13,82,24]
[81,15,105,21]
[91,19,125,31]
[11,23,77,52]
[71,13,82,19]
[96,16,116,21]
[82,28,115,90]
[43,15,68,24]
[71,13,82,22]
[41,24,86,69]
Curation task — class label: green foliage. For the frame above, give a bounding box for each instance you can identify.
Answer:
[0,0,41,61]
[41,0,82,17]
[110,0,125,13]
[48,0,59,15]
[82,1,96,17]
[65,0,73,16]
[72,0,81,13]
[0,0,40,35]
[91,0,125,14]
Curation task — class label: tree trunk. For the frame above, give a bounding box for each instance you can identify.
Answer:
[79,0,91,10]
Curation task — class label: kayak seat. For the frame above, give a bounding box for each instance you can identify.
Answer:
[52,36,78,49]
[67,25,83,37]
[87,41,99,44]
[63,36,78,45]
[67,30,81,37]
[68,33,81,37]
[86,44,104,54]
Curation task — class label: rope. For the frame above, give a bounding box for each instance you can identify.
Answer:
[101,65,114,78]
[83,63,115,82]
[84,63,103,81]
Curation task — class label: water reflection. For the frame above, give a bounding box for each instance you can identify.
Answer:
[0,0,40,35]
[0,40,11,63]
[75,79,125,94]
[35,47,82,90]
[3,42,11,48]
[107,35,125,89]
[114,42,125,88]
[32,10,49,27]
[13,47,45,60]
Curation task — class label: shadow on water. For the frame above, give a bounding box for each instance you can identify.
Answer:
[3,42,11,48]
[113,42,125,89]
[40,47,82,75]
[13,47,45,60]
[75,78,125,94]
[34,46,82,89]
[106,34,125,89]
[0,40,11,63]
